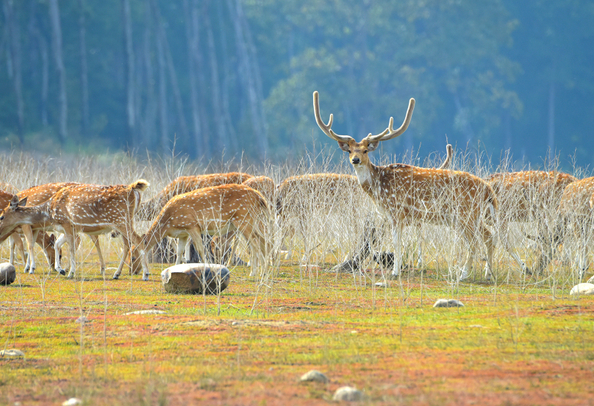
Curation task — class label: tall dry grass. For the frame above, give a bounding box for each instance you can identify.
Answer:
[0,146,591,301]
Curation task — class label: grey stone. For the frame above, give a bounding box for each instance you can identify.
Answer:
[300,370,329,383]
[0,349,24,358]
[124,310,167,315]
[62,398,82,406]
[433,299,464,308]
[161,264,230,295]
[332,386,365,402]
[570,283,594,296]
[0,263,16,286]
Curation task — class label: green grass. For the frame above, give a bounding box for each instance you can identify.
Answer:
[1,249,594,406]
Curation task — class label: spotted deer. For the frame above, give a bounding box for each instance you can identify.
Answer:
[130,184,272,277]
[138,172,253,220]
[0,182,79,273]
[313,91,497,280]
[487,170,576,274]
[0,180,150,280]
[527,176,594,281]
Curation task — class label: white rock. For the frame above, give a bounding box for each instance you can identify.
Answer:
[124,310,167,315]
[0,262,16,286]
[300,370,329,383]
[569,283,594,296]
[62,398,82,406]
[0,349,24,358]
[332,386,364,402]
[433,299,464,308]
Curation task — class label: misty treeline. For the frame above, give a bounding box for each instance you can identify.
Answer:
[1,0,593,166]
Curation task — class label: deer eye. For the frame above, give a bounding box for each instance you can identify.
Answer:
[363,150,368,154]
[0,216,4,221]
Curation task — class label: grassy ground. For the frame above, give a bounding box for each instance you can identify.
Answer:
[1,247,593,406]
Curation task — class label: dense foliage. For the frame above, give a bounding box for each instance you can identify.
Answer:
[0,0,593,167]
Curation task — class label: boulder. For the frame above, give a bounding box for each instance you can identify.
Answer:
[433,299,464,308]
[299,370,329,383]
[161,264,230,294]
[569,283,594,296]
[332,386,365,402]
[0,263,16,286]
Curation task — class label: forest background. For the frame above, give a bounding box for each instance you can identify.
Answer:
[1,0,593,170]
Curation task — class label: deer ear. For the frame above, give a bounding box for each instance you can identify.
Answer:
[338,141,351,153]
[367,141,380,152]
[9,195,19,208]
[17,197,27,207]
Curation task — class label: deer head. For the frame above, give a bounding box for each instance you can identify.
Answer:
[0,196,30,240]
[313,91,415,167]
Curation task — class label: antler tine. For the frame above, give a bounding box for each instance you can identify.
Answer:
[365,98,416,142]
[313,91,354,143]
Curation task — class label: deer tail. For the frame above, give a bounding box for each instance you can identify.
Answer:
[129,179,150,192]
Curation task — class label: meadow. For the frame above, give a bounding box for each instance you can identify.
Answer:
[1,150,593,405]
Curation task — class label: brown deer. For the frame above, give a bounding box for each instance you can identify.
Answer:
[487,170,576,274]
[528,176,594,280]
[313,91,497,280]
[0,182,79,273]
[0,180,150,280]
[130,184,272,277]
[138,172,253,220]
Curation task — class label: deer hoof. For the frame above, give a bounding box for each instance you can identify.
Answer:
[112,274,120,280]
[58,268,66,276]
[142,275,149,281]
[28,268,35,275]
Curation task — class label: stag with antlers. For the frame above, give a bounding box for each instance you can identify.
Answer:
[313,91,497,280]
[0,180,150,280]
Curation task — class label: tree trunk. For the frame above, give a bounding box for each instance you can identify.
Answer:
[141,3,157,151]
[154,5,189,144]
[78,0,89,139]
[48,0,68,144]
[3,0,25,145]
[122,0,135,148]
[184,0,206,158]
[547,80,555,160]
[28,2,49,129]
[204,9,227,154]
[151,0,169,153]
[216,2,238,154]
[226,0,268,157]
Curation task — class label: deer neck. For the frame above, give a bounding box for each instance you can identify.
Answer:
[353,162,380,195]
[22,202,53,226]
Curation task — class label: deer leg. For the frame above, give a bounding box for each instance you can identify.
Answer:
[10,233,24,267]
[187,229,207,265]
[37,232,57,271]
[89,235,105,275]
[22,225,36,274]
[54,234,67,275]
[576,226,589,280]
[113,233,132,278]
[497,217,529,275]
[64,230,77,279]
[176,237,188,265]
[389,223,403,279]
[478,221,495,280]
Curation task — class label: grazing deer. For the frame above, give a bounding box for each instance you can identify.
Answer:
[529,176,594,280]
[313,91,497,280]
[487,171,576,274]
[0,180,150,280]
[0,183,79,273]
[130,184,272,277]
[138,172,253,220]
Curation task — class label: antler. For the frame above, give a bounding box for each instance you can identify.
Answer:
[364,98,416,142]
[313,91,354,143]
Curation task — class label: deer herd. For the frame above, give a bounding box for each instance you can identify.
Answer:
[1,90,594,285]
